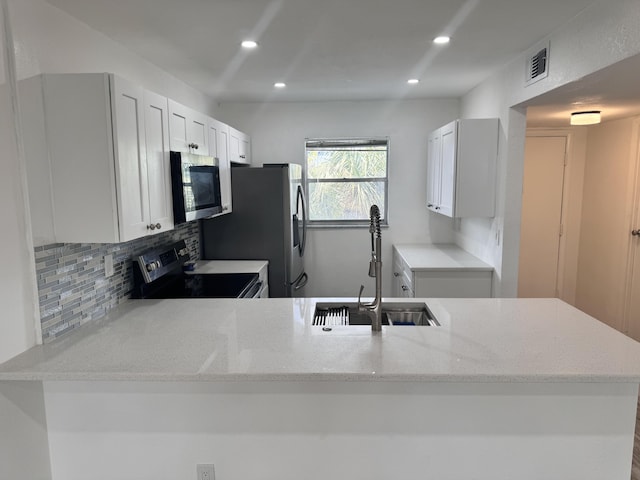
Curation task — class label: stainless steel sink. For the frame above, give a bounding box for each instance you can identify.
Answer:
[313,302,439,327]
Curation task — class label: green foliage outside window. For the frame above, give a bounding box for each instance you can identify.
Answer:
[305,140,388,223]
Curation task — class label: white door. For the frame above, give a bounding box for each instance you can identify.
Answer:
[438,121,457,217]
[627,228,640,340]
[110,75,150,241]
[518,136,567,297]
[144,90,174,234]
[625,122,640,341]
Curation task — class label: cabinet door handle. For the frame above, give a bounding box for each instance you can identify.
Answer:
[239,154,246,159]
[427,203,433,208]
[632,229,640,236]
[188,142,199,150]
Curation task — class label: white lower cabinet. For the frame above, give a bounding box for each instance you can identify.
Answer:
[29,73,173,243]
[392,244,493,298]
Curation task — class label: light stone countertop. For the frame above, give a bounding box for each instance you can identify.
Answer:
[2,297,640,383]
[394,244,493,271]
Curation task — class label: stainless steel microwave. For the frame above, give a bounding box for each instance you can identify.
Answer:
[170,151,223,224]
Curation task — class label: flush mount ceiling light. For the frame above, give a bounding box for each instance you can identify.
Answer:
[274,82,286,88]
[570,110,601,125]
[241,40,258,49]
[407,78,420,84]
[433,36,450,45]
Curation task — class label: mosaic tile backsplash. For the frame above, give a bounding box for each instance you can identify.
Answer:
[34,222,200,342]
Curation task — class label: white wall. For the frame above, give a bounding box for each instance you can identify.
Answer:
[217,99,459,297]
[460,0,640,297]
[8,0,217,115]
[0,0,39,364]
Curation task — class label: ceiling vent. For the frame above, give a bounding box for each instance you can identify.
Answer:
[525,41,549,86]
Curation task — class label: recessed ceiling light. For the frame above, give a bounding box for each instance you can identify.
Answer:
[433,36,450,45]
[241,40,258,49]
[274,82,286,88]
[407,79,420,84]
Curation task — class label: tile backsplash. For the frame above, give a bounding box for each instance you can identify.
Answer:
[34,222,200,342]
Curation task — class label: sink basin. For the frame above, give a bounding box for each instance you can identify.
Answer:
[313,302,439,327]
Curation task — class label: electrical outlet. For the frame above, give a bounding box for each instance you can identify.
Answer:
[196,464,215,480]
[104,254,114,277]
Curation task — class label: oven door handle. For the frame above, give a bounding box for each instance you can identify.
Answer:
[242,281,263,298]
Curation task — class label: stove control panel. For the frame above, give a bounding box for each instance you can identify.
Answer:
[134,240,192,284]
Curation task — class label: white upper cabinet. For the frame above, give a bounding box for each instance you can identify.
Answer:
[32,73,174,243]
[207,117,233,214]
[168,99,209,154]
[229,126,251,165]
[110,76,150,240]
[143,90,174,234]
[426,119,499,218]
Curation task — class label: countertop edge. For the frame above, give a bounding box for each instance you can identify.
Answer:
[2,372,640,383]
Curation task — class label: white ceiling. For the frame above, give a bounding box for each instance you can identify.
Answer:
[45,0,599,105]
[45,0,640,128]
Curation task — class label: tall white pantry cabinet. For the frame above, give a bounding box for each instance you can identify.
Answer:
[427,119,499,218]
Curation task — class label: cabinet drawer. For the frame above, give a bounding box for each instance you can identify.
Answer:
[414,270,492,298]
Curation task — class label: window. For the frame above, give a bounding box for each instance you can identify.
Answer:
[305,138,389,227]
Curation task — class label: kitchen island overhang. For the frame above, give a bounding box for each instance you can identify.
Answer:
[2,297,640,479]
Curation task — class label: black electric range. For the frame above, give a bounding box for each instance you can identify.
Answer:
[131,240,260,299]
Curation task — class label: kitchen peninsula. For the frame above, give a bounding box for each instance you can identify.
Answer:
[2,297,640,479]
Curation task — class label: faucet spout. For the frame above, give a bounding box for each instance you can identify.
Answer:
[358,205,383,331]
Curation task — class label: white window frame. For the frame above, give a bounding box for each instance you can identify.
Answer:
[304,137,389,228]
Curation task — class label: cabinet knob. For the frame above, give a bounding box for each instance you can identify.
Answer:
[148,224,156,230]
[222,206,229,212]
[393,272,400,277]
[401,285,409,291]
[435,206,441,210]
[239,155,246,159]
[632,229,640,236]
[188,143,199,150]
[427,203,433,208]
[155,223,161,230]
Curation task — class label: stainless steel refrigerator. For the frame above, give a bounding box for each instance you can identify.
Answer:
[200,163,308,297]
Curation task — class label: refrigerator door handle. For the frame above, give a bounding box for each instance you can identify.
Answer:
[296,185,307,256]
[290,271,308,291]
